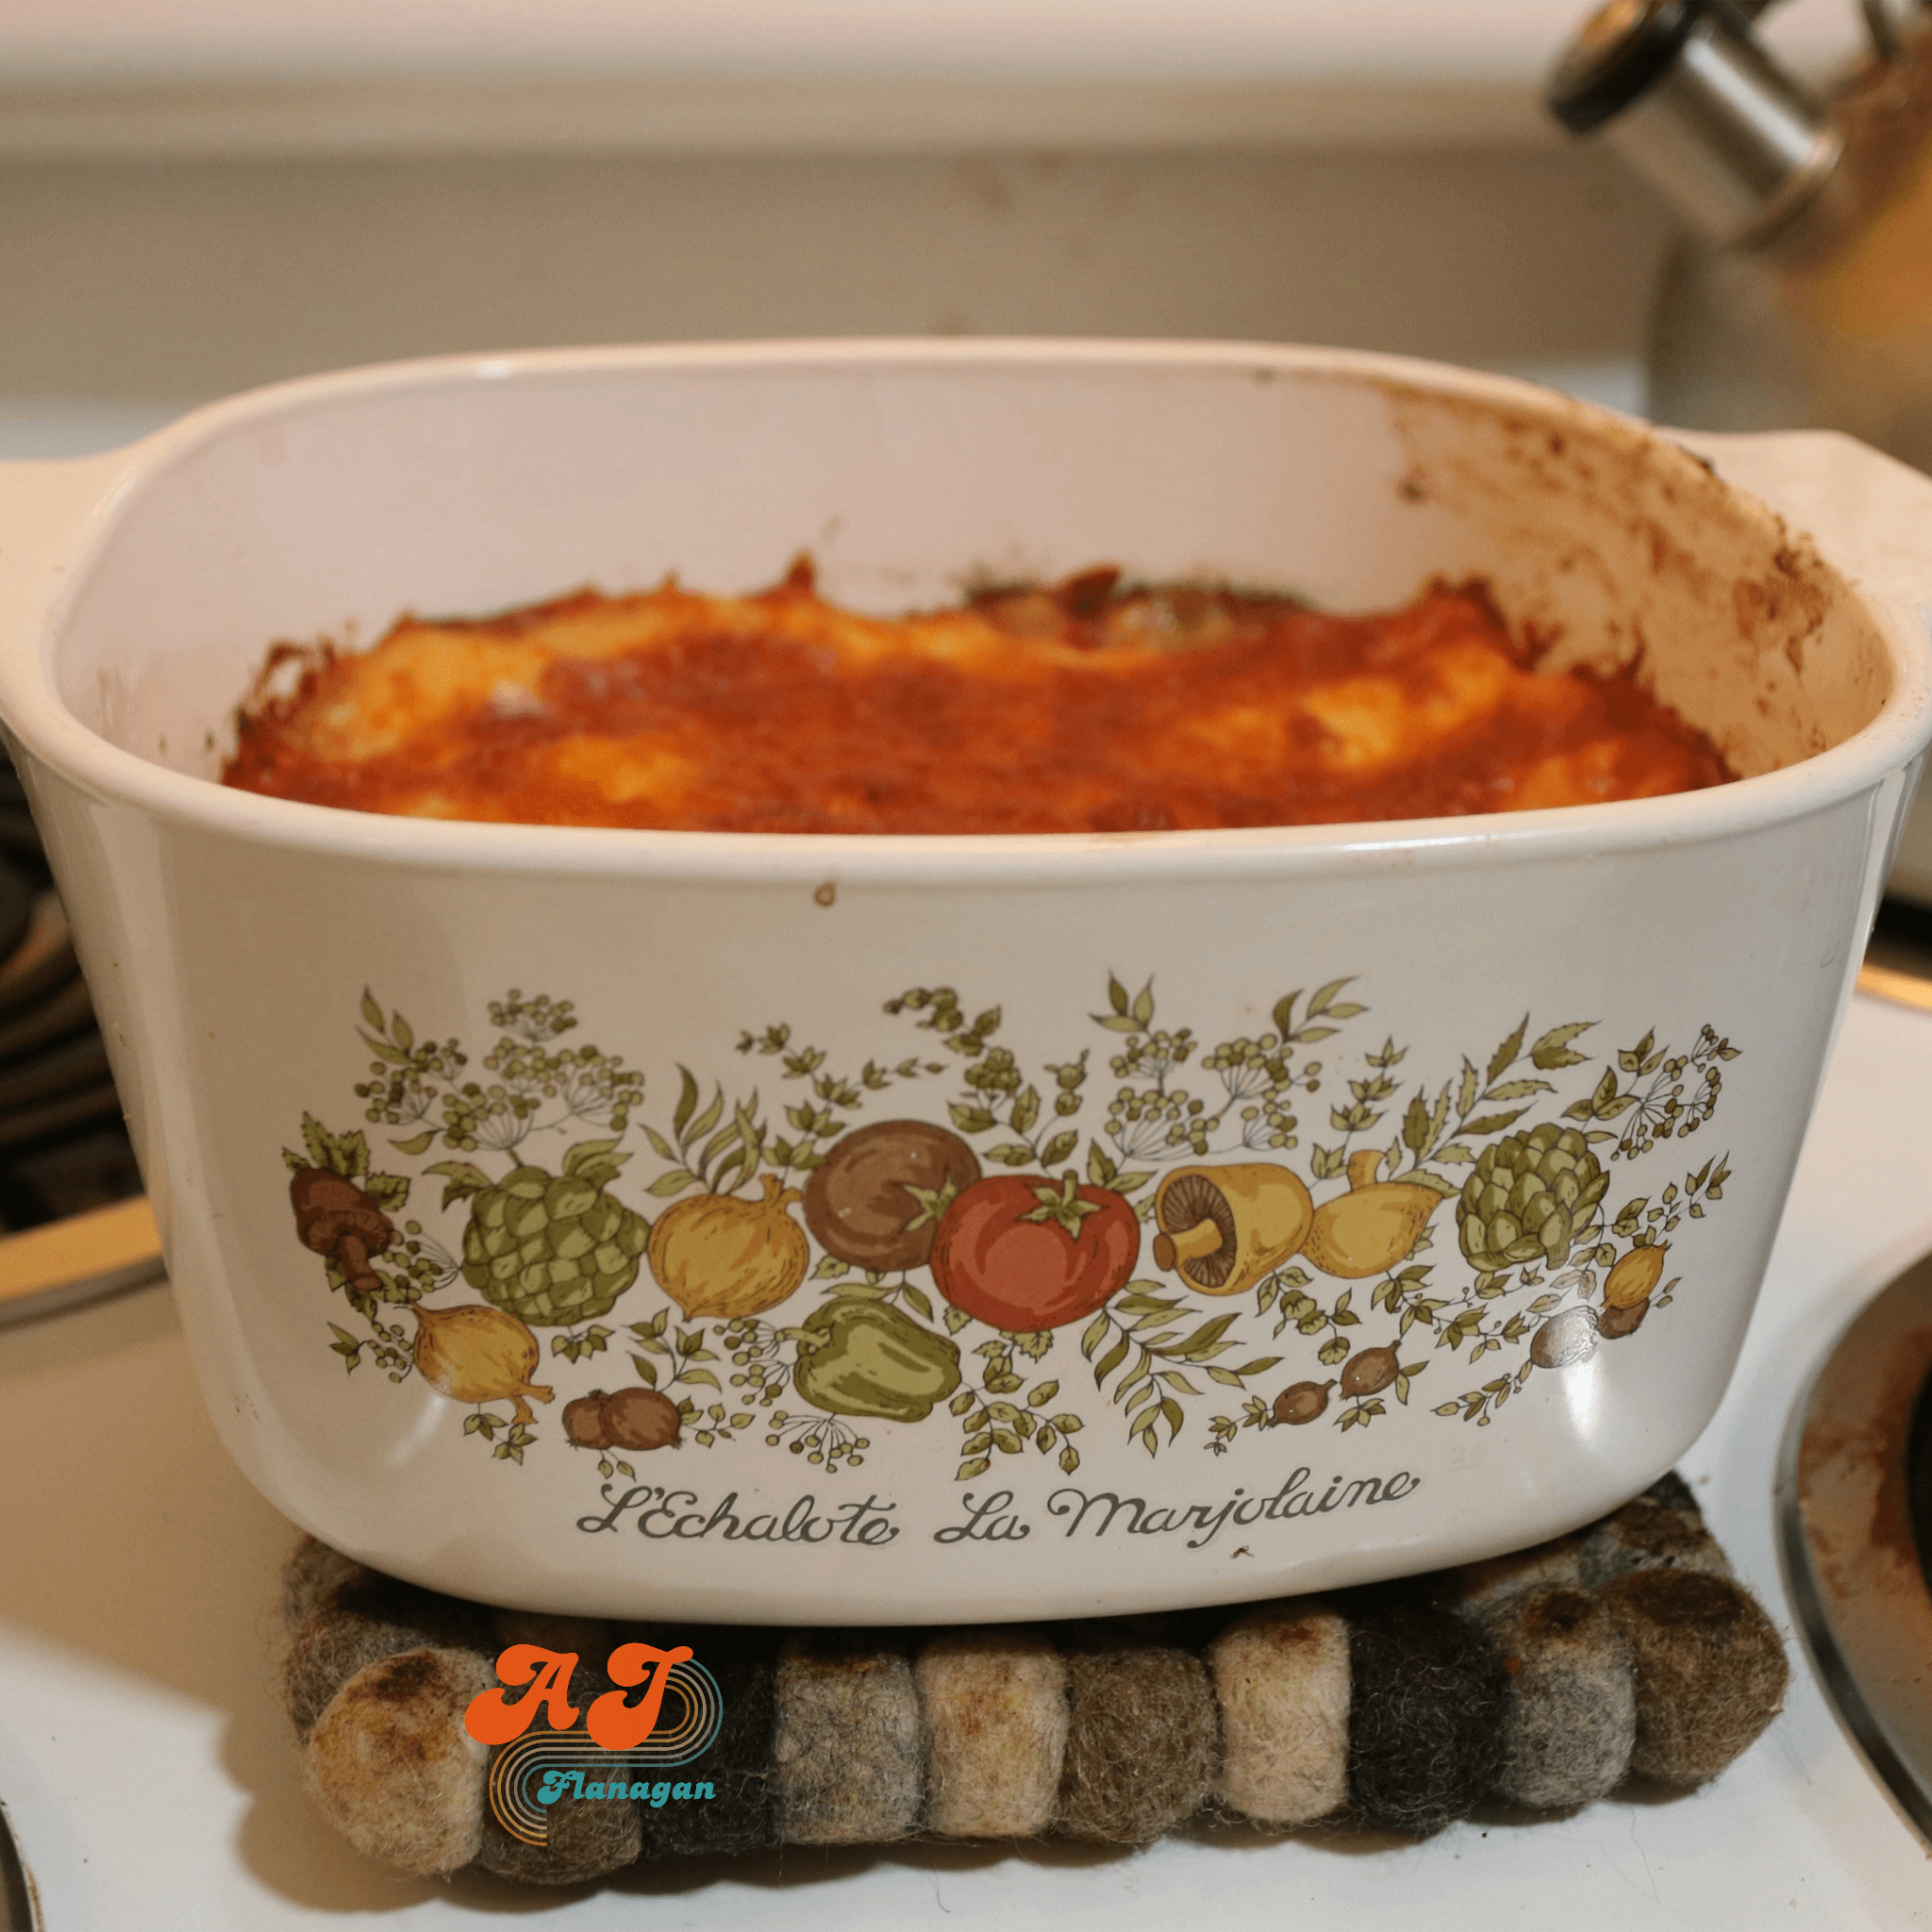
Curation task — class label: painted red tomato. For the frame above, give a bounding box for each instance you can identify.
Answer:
[930,1172,1141,1330]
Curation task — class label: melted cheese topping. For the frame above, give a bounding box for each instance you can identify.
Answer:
[222,565,1732,834]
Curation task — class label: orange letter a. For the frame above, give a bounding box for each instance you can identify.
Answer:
[463,1646,581,1745]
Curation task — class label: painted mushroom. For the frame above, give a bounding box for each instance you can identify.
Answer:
[291,1168,395,1294]
[1151,1162,1314,1297]
[1301,1150,1443,1281]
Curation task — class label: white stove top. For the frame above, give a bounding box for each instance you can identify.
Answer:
[6,988,1932,1930]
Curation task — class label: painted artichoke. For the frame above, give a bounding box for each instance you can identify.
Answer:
[453,1141,650,1326]
[1457,1123,1607,1274]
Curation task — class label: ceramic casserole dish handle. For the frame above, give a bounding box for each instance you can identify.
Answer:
[1671,425,1932,912]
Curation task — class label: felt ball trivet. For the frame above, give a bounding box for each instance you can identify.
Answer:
[275,1473,1790,1884]
[620,1623,781,1858]
[917,1626,1067,1840]
[774,1632,924,1845]
[1208,1600,1351,1826]
[1056,1624,1219,1844]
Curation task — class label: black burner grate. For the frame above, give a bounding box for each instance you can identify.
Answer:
[0,758,142,1230]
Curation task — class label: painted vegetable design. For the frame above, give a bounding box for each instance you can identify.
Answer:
[1302,1150,1443,1280]
[931,1172,1141,1330]
[1529,1305,1600,1369]
[291,1168,395,1294]
[445,1141,650,1325]
[1274,1379,1335,1425]
[802,1119,981,1272]
[1457,1124,1607,1274]
[1598,1299,1648,1339]
[411,1302,555,1422]
[563,1386,682,1451]
[1598,1244,1669,1341]
[1604,1243,1668,1308]
[791,1298,963,1422]
[650,1174,810,1318]
[1340,1343,1399,1397]
[298,979,1740,1470]
[1152,1161,1313,1296]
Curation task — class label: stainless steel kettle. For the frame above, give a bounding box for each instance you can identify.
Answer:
[1552,0,1932,906]
[1551,0,1932,470]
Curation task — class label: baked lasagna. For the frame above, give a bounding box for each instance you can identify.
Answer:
[222,562,1732,834]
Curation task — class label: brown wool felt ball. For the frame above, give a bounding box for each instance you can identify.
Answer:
[301,1646,496,1877]
[1578,1494,1732,1587]
[282,1538,375,1629]
[917,1627,1068,1840]
[1455,1535,1586,1612]
[477,1654,643,1886]
[1598,1568,1789,1786]
[491,1608,613,1660]
[1345,1591,1508,1836]
[283,1575,491,1740]
[1479,1586,1635,1810]
[1642,1470,1703,1518]
[1055,1633,1220,1844]
[478,1784,641,1890]
[774,1634,924,1845]
[620,1623,780,1859]
[1208,1598,1349,1827]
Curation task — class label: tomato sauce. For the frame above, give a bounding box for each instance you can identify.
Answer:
[222,563,1733,834]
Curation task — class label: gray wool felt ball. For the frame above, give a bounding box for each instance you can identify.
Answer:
[1578,1494,1731,1587]
[1346,1591,1507,1836]
[1480,1584,1635,1809]
[1055,1632,1220,1844]
[475,1654,644,1886]
[283,1575,490,1740]
[774,1633,924,1845]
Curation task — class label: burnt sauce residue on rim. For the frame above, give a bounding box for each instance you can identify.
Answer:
[1376,376,1889,780]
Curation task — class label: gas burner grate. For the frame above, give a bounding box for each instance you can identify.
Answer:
[0,759,159,1325]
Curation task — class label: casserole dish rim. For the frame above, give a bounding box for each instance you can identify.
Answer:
[3,334,1926,886]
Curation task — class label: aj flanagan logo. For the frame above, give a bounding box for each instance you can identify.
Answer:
[463,1641,724,1844]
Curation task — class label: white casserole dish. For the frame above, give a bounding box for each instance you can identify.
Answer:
[0,339,1927,1624]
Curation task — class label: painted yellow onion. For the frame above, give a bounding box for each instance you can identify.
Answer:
[1603,1242,1669,1309]
[1152,1161,1314,1297]
[1302,1150,1443,1280]
[410,1302,555,1423]
[648,1174,810,1319]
